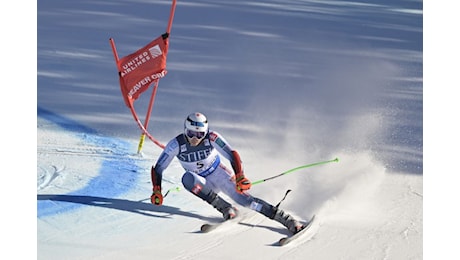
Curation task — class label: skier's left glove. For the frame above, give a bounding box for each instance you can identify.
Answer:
[151,185,163,205]
[231,150,251,193]
[235,172,251,194]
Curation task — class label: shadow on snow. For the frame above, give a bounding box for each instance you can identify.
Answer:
[37,194,220,222]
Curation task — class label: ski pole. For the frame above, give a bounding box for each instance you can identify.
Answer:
[139,186,181,203]
[275,189,292,208]
[146,158,338,201]
[164,186,181,198]
[252,157,339,186]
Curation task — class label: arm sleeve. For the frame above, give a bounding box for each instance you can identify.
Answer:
[230,150,243,174]
[151,138,180,187]
[209,131,243,174]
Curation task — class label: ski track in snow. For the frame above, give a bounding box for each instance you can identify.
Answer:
[172,212,262,260]
[38,165,63,191]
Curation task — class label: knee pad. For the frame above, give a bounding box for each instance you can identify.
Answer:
[182,172,213,200]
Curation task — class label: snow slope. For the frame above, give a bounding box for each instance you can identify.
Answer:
[34,0,425,259]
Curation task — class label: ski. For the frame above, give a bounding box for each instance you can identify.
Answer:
[200,222,222,233]
[200,215,241,233]
[279,215,316,246]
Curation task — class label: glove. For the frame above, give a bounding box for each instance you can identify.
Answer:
[235,172,251,194]
[151,185,163,205]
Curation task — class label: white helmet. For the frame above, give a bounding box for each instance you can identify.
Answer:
[184,112,208,142]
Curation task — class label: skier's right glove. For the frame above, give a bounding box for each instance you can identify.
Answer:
[151,185,163,205]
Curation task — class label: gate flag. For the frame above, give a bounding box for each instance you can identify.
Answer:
[110,0,177,151]
[118,33,169,107]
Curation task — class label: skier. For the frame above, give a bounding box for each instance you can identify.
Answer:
[150,112,304,234]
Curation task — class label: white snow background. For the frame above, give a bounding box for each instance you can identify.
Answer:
[9,0,453,258]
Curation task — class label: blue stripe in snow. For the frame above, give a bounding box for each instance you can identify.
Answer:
[37,107,141,217]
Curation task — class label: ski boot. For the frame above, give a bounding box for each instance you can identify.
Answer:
[273,208,303,234]
[207,191,238,220]
[222,206,238,220]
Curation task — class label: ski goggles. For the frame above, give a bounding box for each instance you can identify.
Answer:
[186,129,206,139]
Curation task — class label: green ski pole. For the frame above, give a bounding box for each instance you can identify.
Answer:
[252,157,339,186]
[150,158,339,201]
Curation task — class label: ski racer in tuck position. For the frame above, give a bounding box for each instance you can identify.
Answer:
[149,112,304,234]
